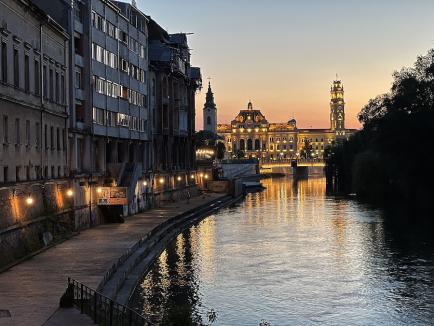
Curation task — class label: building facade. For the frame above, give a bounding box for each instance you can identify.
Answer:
[148,18,202,192]
[0,0,69,184]
[218,80,357,160]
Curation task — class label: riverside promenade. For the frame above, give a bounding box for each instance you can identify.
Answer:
[0,193,225,326]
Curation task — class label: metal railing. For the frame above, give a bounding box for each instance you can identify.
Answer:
[64,278,155,326]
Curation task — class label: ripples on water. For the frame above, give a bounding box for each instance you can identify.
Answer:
[130,177,434,325]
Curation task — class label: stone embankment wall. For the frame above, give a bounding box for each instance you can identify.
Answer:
[0,180,76,268]
[0,177,201,269]
[219,163,258,179]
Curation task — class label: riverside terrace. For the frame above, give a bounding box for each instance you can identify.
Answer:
[0,192,241,325]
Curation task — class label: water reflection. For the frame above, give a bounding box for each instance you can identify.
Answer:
[130,177,434,325]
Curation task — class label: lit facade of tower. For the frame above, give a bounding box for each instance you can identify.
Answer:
[203,82,217,134]
[330,79,345,135]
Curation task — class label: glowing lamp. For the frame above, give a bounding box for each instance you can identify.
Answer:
[190,174,195,179]
[26,196,34,205]
[199,173,204,177]
[143,181,148,186]
[66,189,74,197]
[177,176,182,181]
[159,178,165,184]
[204,174,209,179]
[97,187,102,194]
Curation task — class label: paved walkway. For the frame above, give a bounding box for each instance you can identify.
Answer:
[0,193,224,326]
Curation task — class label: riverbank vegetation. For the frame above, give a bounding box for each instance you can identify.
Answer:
[326,49,434,216]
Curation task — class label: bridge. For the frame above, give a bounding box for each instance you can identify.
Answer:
[259,159,325,176]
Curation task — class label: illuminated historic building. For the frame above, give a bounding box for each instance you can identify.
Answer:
[217,79,357,160]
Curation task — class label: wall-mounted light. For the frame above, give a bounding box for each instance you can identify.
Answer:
[26,195,34,206]
[97,187,102,194]
[159,177,165,184]
[199,173,204,177]
[177,176,182,181]
[190,174,195,179]
[66,189,74,197]
[204,174,209,179]
[143,180,148,186]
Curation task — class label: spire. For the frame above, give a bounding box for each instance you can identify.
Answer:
[204,81,216,109]
[247,101,253,110]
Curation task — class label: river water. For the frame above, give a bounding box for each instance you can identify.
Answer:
[130,177,434,325]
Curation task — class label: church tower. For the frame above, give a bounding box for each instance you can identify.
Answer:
[330,78,345,135]
[203,82,217,134]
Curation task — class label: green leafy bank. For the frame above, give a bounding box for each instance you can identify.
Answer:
[326,50,434,216]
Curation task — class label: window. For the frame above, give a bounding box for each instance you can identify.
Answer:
[139,45,145,58]
[15,118,20,145]
[50,126,54,150]
[75,68,82,89]
[74,3,82,22]
[61,75,65,104]
[43,65,48,98]
[35,122,40,148]
[35,166,41,179]
[44,124,48,150]
[24,54,29,92]
[117,113,130,127]
[207,116,211,125]
[56,128,60,150]
[49,68,54,101]
[106,111,116,127]
[26,166,30,180]
[92,107,105,125]
[62,129,65,151]
[3,167,8,183]
[55,72,59,103]
[25,120,30,146]
[120,59,128,72]
[16,166,20,182]
[13,48,19,87]
[2,115,8,143]
[1,42,7,83]
[34,60,40,95]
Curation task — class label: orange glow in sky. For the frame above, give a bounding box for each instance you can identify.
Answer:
[140,0,434,130]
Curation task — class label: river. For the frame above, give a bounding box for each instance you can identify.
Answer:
[130,177,434,326]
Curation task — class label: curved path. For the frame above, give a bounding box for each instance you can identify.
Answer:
[0,193,224,326]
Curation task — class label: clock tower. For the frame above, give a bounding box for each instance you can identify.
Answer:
[330,78,345,135]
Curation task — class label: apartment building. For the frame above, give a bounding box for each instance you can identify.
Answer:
[0,0,69,184]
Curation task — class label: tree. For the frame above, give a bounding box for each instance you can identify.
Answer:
[326,49,434,215]
[216,142,226,159]
[236,150,245,159]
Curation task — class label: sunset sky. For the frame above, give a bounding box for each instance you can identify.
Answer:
[138,0,434,130]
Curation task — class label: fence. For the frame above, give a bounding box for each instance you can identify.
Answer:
[64,278,155,326]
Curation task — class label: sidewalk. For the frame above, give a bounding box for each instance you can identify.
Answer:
[0,193,225,326]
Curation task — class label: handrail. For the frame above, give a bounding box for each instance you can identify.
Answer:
[63,278,156,326]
